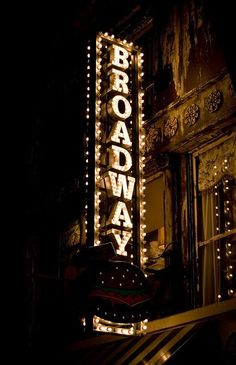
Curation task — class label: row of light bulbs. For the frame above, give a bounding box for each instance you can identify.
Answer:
[214,160,235,300]
[83,42,92,240]
[93,33,149,334]
[92,33,147,268]
[94,36,103,246]
[93,315,148,336]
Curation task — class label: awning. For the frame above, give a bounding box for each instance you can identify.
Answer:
[71,321,203,365]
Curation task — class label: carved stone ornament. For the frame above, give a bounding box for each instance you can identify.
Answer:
[145,125,161,153]
[184,103,199,126]
[164,117,178,138]
[204,90,223,113]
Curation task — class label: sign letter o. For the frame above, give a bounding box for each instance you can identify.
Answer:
[107,95,132,120]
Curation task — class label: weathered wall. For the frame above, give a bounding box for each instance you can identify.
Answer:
[154,0,226,110]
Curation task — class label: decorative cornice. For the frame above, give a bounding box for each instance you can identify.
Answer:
[204,90,223,113]
[143,69,236,157]
[164,117,178,139]
[144,68,228,126]
[184,103,199,126]
[145,125,161,153]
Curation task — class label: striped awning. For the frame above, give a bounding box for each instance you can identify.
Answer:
[73,321,202,365]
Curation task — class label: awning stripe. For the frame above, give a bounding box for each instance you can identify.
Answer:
[128,330,177,365]
[72,321,202,365]
[144,328,183,362]
[112,332,158,365]
[166,322,202,359]
[148,323,197,365]
[101,338,135,365]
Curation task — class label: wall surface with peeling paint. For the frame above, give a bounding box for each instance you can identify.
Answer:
[154,0,226,109]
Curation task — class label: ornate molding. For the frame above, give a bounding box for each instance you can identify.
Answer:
[164,117,178,138]
[146,69,227,124]
[184,103,199,126]
[145,125,161,153]
[143,72,235,155]
[204,90,223,113]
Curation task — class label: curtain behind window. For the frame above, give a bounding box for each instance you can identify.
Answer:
[196,135,236,306]
[201,191,218,305]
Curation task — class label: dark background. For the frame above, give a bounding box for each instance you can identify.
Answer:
[7,0,236,358]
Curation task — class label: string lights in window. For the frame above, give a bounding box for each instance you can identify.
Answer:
[214,158,235,300]
[223,159,235,298]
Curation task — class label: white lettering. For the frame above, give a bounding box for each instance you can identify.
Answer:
[107,228,132,256]
[109,44,129,70]
[107,95,132,120]
[104,171,135,200]
[108,68,129,95]
[106,120,132,147]
[107,201,132,228]
[108,145,132,172]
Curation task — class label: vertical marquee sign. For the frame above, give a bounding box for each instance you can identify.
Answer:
[84,32,148,334]
[92,32,147,267]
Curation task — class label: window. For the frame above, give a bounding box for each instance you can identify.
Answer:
[194,134,236,306]
[145,173,165,269]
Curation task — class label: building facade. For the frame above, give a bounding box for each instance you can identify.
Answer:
[23,0,236,360]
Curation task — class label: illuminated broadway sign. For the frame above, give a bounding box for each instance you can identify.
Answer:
[83,32,148,336]
[85,32,147,268]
